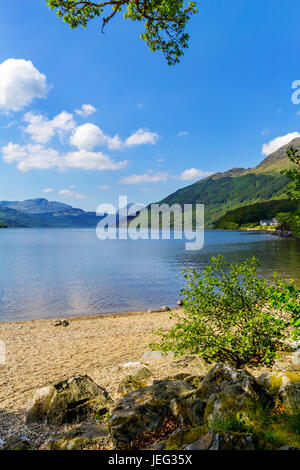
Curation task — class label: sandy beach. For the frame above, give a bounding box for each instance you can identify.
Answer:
[0,309,187,445]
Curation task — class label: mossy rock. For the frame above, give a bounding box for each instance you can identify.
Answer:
[196,364,268,403]
[166,427,209,450]
[108,380,194,447]
[204,384,256,429]
[118,375,147,396]
[5,435,35,450]
[258,371,300,412]
[170,396,205,426]
[26,375,112,425]
[48,424,109,450]
[187,357,216,378]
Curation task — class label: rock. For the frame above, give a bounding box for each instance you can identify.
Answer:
[273,350,300,372]
[147,306,170,313]
[280,446,300,450]
[134,366,153,381]
[257,371,300,412]
[170,396,205,426]
[5,435,35,450]
[187,357,216,379]
[196,364,267,402]
[204,384,255,428]
[279,383,300,413]
[146,441,166,450]
[26,375,111,425]
[108,380,194,447]
[142,351,169,361]
[186,430,255,451]
[48,423,109,450]
[53,319,69,327]
[118,375,147,396]
[0,438,7,450]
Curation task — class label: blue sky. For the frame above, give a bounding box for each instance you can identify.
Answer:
[1,0,300,210]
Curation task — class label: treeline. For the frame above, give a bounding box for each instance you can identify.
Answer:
[213,199,299,229]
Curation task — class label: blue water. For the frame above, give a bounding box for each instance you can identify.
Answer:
[0,228,299,322]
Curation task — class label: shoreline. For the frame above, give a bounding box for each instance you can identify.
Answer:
[0,307,184,444]
[0,306,181,325]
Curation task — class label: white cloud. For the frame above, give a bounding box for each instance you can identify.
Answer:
[179,168,212,181]
[70,123,122,151]
[177,131,189,137]
[0,58,49,112]
[157,158,164,163]
[43,187,54,193]
[119,171,168,184]
[262,132,300,156]
[23,111,75,144]
[75,104,97,118]
[125,128,159,147]
[97,185,110,190]
[2,142,128,172]
[58,189,88,199]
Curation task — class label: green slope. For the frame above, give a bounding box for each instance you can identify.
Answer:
[154,138,299,227]
[214,200,299,229]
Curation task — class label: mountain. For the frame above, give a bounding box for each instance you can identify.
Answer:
[0,199,145,228]
[0,198,75,214]
[152,138,298,227]
[0,198,101,228]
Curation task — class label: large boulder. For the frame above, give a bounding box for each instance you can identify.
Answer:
[273,349,300,372]
[257,371,300,412]
[47,424,110,450]
[170,396,205,426]
[204,384,255,428]
[26,375,111,425]
[108,380,194,447]
[196,364,267,402]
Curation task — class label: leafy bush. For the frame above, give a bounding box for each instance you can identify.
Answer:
[151,255,299,367]
[277,212,300,238]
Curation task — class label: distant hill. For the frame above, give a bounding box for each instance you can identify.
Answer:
[0,198,101,228]
[0,198,74,214]
[152,138,298,227]
[0,198,144,228]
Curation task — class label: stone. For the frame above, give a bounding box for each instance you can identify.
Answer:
[280,446,300,450]
[196,364,267,402]
[26,375,111,425]
[5,434,35,450]
[146,441,166,450]
[177,300,183,306]
[62,320,69,327]
[273,350,300,372]
[0,438,7,450]
[187,357,216,379]
[108,380,194,447]
[170,396,205,426]
[48,423,109,450]
[257,371,300,412]
[203,384,255,428]
[118,375,147,396]
[134,366,153,381]
[142,351,165,361]
[186,430,255,451]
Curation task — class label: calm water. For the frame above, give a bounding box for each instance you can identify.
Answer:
[0,228,299,322]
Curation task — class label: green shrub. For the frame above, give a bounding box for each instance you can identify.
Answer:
[151,255,299,367]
